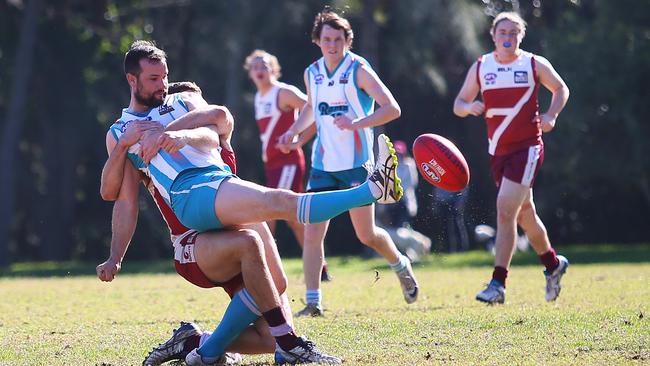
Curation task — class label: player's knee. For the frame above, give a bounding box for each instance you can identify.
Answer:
[356,229,380,248]
[496,205,518,222]
[239,229,266,258]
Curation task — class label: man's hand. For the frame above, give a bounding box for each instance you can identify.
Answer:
[535,113,556,133]
[158,131,187,154]
[139,127,165,164]
[333,114,355,130]
[276,129,299,154]
[466,101,485,116]
[96,257,121,282]
[118,120,161,148]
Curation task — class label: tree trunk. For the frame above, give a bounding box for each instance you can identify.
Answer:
[0,0,42,267]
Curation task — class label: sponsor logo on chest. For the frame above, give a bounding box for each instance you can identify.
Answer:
[514,70,528,84]
[158,103,175,115]
[317,102,349,117]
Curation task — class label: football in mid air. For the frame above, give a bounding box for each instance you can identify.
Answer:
[412,133,469,192]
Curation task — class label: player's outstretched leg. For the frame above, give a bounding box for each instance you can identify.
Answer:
[143,321,202,366]
[274,336,341,364]
[544,254,569,301]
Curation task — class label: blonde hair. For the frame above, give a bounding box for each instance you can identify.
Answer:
[244,50,281,79]
[490,12,527,37]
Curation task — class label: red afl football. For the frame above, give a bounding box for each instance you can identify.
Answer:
[412,134,469,192]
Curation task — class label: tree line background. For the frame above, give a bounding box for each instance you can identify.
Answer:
[0,0,648,266]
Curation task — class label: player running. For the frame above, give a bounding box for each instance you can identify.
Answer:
[277,10,419,317]
[453,12,570,304]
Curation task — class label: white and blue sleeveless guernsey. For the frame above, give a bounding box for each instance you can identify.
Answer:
[307,52,376,172]
[109,94,233,230]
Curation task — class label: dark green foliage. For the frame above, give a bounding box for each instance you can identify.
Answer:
[0,0,648,264]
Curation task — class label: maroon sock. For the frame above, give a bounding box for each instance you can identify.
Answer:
[182,334,201,354]
[322,264,328,274]
[539,247,560,272]
[262,307,298,351]
[492,266,508,288]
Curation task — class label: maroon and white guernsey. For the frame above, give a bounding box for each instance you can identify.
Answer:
[477,51,542,156]
[254,82,306,168]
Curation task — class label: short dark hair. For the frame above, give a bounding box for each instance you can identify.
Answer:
[123,40,167,76]
[311,10,354,46]
[168,81,202,95]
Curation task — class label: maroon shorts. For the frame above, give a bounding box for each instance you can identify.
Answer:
[490,145,544,188]
[173,230,243,298]
[265,162,305,193]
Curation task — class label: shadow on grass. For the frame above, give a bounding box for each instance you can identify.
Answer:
[413,243,650,269]
[1,244,649,278]
[0,260,176,278]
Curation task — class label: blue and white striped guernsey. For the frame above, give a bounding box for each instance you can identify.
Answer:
[307,52,376,172]
[108,94,231,205]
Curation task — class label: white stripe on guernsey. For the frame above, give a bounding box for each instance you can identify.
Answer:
[170,180,223,195]
[260,113,280,163]
[486,84,535,155]
[237,289,261,316]
[278,165,296,189]
[522,145,541,186]
[150,155,180,181]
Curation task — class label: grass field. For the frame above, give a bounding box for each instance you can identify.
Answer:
[1,244,648,365]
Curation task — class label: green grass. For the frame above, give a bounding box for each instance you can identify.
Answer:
[1,245,649,365]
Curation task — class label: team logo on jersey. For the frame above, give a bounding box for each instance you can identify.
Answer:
[315,74,324,85]
[119,117,152,133]
[514,71,528,84]
[339,72,350,84]
[263,102,272,114]
[317,102,349,117]
[158,104,175,115]
[484,73,497,85]
[328,80,335,87]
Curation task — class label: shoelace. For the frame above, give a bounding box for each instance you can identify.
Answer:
[380,155,396,200]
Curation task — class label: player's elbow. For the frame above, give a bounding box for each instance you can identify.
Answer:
[563,85,570,101]
[209,105,234,133]
[392,102,402,119]
[453,100,465,117]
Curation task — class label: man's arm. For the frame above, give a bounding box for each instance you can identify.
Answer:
[534,56,570,133]
[101,121,160,201]
[278,85,315,149]
[333,64,401,130]
[158,126,222,154]
[277,69,316,152]
[453,61,485,118]
[96,161,142,282]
